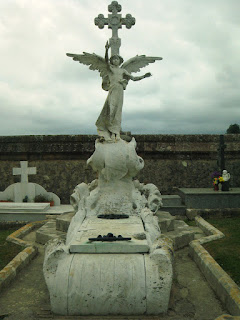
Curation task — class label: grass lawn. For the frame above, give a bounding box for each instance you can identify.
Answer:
[0,228,23,270]
[203,217,240,286]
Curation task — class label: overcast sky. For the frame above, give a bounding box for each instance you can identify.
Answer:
[0,0,239,136]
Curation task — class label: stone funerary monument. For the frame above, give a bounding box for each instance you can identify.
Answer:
[43,1,172,315]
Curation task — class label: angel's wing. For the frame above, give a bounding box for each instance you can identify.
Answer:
[66,52,109,78]
[121,55,162,74]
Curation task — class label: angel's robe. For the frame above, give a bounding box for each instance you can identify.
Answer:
[96,66,127,137]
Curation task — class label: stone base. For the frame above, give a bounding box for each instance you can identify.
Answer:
[36,219,66,244]
[37,210,201,251]
[43,237,173,315]
[0,202,50,213]
[0,204,74,222]
[186,208,240,220]
[178,188,240,209]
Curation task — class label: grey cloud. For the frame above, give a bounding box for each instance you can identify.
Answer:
[0,0,239,136]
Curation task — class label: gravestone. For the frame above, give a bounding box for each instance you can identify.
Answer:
[0,161,60,205]
[43,1,172,316]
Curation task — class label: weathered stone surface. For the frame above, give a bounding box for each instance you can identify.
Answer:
[161,195,182,206]
[0,204,73,222]
[36,220,66,245]
[43,235,173,315]
[42,129,170,316]
[84,138,145,217]
[50,253,147,315]
[56,211,75,232]
[179,188,240,209]
[0,202,49,213]
[69,216,149,254]
[187,208,240,220]
[156,210,176,232]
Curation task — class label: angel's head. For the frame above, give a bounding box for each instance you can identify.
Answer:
[110,55,124,66]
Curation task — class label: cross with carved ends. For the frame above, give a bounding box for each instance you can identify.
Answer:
[13,161,36,184]
[94,1,135,56]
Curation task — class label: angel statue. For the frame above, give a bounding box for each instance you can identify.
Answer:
[67,42,162,141]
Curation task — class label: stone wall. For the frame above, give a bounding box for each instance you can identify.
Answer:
[0,134,239,203]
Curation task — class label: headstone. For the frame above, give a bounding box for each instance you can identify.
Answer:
[0,161,60,205]
[43,1,172,316]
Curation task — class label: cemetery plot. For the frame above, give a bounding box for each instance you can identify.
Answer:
[0,228,22,270]
[203,217,240,286]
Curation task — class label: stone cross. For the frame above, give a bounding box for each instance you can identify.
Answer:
[13,161,36,184]
[94,1,135,56]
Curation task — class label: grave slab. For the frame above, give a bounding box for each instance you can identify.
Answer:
[0,202,50,213]
[178,188,240,209]
[69,215,149,254]
[0,204,74,222]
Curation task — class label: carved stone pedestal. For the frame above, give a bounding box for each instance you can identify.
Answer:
[43,138,173,315]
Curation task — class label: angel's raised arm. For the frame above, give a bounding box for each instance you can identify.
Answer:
[66,52,109,78]
[105,41,110,64]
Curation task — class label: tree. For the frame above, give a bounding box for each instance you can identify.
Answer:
[226,124,240,134]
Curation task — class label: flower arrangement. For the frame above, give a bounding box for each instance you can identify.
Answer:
[211,171,225,190]
[211,171,221,186]
[211,170,230,191]
[213,177,219,185]
[218,176,224,183]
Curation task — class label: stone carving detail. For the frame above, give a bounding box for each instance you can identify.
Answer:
[95,1,135,56]
[68,1,162,141]
[94,14,107,29]
[67,47,162,141]
[108,1,121,13]
[44,2,171,317]
[70,138,162,220]
[123,14,136,29]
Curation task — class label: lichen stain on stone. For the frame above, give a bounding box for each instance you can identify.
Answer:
[0,267,13,278]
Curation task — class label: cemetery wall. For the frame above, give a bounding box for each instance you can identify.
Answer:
[0,134,239,204]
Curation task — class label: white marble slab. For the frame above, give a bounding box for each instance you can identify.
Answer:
[0,202,50,213]
[70,241,149,253]
[69,215,149,254]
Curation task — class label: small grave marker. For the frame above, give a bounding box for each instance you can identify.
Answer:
[13,161,36,183]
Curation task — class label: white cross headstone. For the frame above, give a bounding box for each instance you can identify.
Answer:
[13,161,36,183]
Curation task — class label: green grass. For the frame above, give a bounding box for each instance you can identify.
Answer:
[0,229,23,270]
[203,217,240,286]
